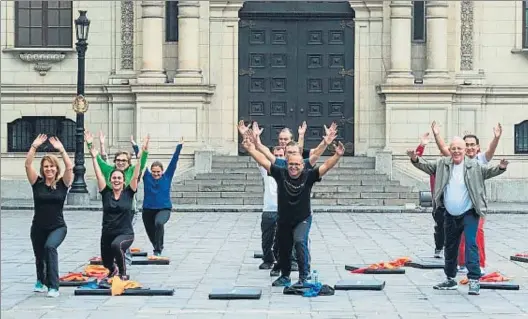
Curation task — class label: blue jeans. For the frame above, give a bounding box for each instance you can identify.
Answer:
[444,209,481,280]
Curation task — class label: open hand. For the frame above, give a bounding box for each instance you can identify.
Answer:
[420,132,430,145]
[99,131,105,145]
[237,120,250,136]
[130,135,137,145]
[499,159,509,169]
[179,136,184,145]
[32,134,48,148]
[84,130,94,144]
[241,136,255,151]
[335,141,345,156]
[48,136,64,152]
[406,149,418,160]
[298,121,307,136]
[494,123,503,138]
[142,134,150,151]
[252,122,263,137]
[323,130,337,145]
[431,121,440,135]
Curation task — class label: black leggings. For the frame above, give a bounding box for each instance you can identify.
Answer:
[142,209,171,254]
[30,226,67,290]
[100,233,134,276]
[277,215,312,280]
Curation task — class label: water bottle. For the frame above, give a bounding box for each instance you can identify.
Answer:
[312,270,319,284]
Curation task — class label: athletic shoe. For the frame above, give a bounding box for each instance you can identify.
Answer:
[433,278,458,290]
[259,262,274,270]
[154,251,161,257]
[270,268,280,277]
[47,289,60,298]
[272,276,291,287]
[480,267,486,275]
[34,281,47,293]
[291,262,299,272]
[434,249,443,258]
[458,266,468,273]
[468,279,480,295]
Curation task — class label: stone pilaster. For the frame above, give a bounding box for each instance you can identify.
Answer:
[173,1,203,84]
[423,0,450,83]
[386,0,414,84]
[137,0,166,84]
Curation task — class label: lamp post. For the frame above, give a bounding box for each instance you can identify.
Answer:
[68,10,91,205]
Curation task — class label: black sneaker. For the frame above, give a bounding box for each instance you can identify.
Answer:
[272,276,291,287]
[291,262,299,272]
[259,262,274,270]
[270,268,280,277]
[293,278,309,288]
[434,249,443,258]
[433,278,458,290]
[468,279,480,295]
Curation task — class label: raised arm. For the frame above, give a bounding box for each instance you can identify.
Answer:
[85,131,106,192]
[431,121,451,156]
[48,137,74,187]
[99,131,108,162]
[484,123,502,162]
[407,149,438,175]
[249,121,277,163]
[164,139,183,179]
[415,131,430,157]
[25,134,48,185]
[241,134,272,172]
[85,130,113,180]
[129,135,148,192]
[308,122,337,166]
[130,135,140,159]
[138,135,149,171]
[318,141,344,177]
[481,159,508,180]
[297,121,307,150]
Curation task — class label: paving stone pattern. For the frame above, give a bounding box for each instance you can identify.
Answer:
[2,210,528,319]
[172,156,419,206]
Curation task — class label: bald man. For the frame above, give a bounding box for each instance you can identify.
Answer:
[242,135,345,287]
[407,137,508,296]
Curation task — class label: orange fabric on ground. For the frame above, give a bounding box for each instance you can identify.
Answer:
[514,253,528,257]
[130,247,141,253]
[59,272,88,282]
[109,276,142,296]
[147,255,169,261]
[84,265,109,279]
[351,257,411,274]
[89,256,102,262]
[459,271,511,285]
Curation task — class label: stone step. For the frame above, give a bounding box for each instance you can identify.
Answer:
[213,155,374,163]
[211,160,375,169]
[173,184,414,194]
[210,167,380,175]
[171,191,417,199]
[174,178,403,189]
[192,172,389,181]
[171,197,417,206]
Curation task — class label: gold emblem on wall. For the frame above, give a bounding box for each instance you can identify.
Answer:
[72,95,89,114]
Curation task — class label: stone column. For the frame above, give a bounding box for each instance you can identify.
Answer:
[386,0,414,84]
[424,0,450,83]
[137,0,166,84]
[174,1,203,84]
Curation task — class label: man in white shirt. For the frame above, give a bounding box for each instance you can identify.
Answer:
[258,146,285,270]
[408,136,508,296]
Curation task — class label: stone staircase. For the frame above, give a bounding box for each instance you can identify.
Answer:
[171,156,418,206]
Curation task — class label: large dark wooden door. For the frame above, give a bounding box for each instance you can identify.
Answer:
[238,1,355,155]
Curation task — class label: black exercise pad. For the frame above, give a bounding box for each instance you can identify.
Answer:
[253,252,263,259]
[510,255,528,263]
[480,282,520,290]
[89,258,170,265]
[74,288,174,296]
[208,287,262,300]
[131,251,148,257]
[334,279,385,291]
[59,280,90,287]
[345,265,405,274]
[406,259,444,269]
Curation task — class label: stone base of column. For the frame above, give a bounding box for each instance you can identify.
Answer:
[66,192,91,206]
[423,70,450,84]
[386,71,414,85]
[108,71,137,85]
[137,70,167,84]
[173,69,203,85]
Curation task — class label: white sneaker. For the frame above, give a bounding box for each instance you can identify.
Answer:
[47,289,60,298]
[480,267,486,275]
[33,281,47,293]
[458,266,468,273]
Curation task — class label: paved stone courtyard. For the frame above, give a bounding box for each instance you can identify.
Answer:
[2,210,528,319]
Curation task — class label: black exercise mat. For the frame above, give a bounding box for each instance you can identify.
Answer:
[405,258,444,269]
[131,251,148,257]
[253,252,263,259]
[334,279,385,291]
[480,282,520,290]
[59,280,90,287]
[74,288,174,296]
[208,287,262,300]
[89,257,170,265]
[510,255,528,263]
[345,265,405,274]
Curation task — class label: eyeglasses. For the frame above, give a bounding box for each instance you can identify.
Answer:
[115,159,128,163]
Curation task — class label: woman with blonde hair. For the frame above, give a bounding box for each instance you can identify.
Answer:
[25,134,73,298]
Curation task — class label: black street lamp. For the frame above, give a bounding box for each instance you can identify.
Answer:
[68,10,90,202]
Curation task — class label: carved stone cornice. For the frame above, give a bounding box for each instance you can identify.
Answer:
[2,48,73,76]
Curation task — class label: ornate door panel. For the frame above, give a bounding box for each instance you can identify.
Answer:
[238,20,298,154]
[296,20,355,155]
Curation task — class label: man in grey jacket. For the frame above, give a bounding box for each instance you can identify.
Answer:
[407,137,509,296]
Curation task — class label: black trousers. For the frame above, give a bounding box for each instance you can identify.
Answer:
[433,207,446,251]
[100,233,134,276]
[30,226,67,290]
[277,215,312,280]
[261,211,298,264]
[142,209,171,254]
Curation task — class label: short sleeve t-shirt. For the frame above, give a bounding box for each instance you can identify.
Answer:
[269,164,321,225]
[302,149,311,158]
[100,186,136,235]
[476,152,488,164]
[31,177,69,230]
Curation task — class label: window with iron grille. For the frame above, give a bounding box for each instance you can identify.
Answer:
[165,1,179,42]
[515,120,528,154]
[15,0,73,48]
[7,116,76,152]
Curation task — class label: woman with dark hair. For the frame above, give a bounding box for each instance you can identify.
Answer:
[86,131,148,279]
[142,138,183,256]
[25,134,73,298]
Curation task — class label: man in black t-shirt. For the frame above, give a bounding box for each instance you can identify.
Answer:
[241,135,345,287]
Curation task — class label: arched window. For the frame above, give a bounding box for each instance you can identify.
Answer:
[7,116,76,152]
[514,120,528,154]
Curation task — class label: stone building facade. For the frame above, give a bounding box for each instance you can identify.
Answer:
[1,0,528,202]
